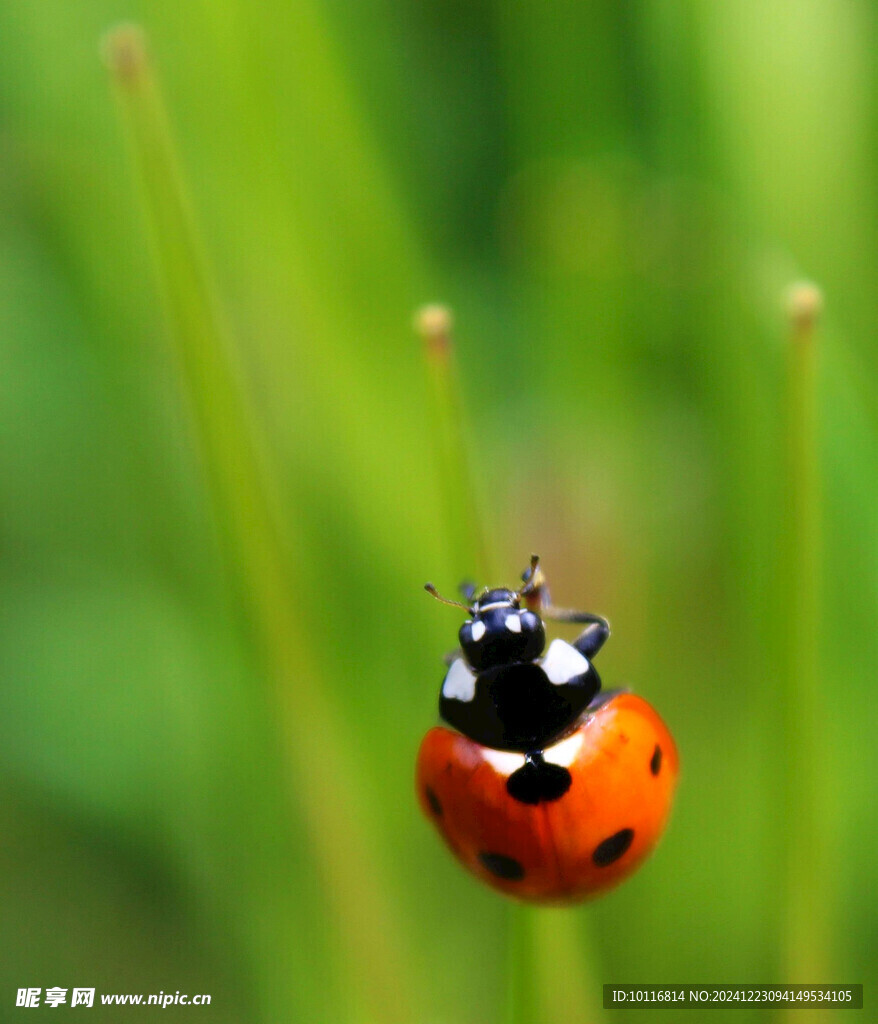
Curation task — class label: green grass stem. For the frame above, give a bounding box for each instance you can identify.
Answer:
[104,25,418,1022]
[417,307,600,1024]
[506,902,535,1024]
[507,902,599,1024]
[780,283,830,1004]
[417,306,535,1023]
[416,305,493,585]
[532,909,599,1022]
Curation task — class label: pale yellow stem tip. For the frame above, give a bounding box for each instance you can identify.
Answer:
[786,282,824,330]
[414,304,454,340]
[101,23,149,86]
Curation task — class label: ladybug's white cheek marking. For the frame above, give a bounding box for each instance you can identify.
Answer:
[541,638,589,685]
[543,730,584,768]
[482,749,526,776]
[505,614,522,633]
[471,620,486,641]
[442,658,477,702]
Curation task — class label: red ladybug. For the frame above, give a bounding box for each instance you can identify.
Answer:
[416,556,678,903]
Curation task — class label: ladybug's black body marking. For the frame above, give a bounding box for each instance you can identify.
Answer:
[478,851,526,880]
[433,572,610,803]
[424,786,443,816]
[505,752,573,805]
[592,828,635,866]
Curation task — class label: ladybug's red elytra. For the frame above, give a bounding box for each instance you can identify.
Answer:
[416,556,678,903]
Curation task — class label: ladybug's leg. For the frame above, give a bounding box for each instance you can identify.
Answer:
[572,620,610,659]
[542,608,610,659]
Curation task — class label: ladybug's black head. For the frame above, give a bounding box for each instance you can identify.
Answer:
[459,587,545,671]
[425,561,548,673]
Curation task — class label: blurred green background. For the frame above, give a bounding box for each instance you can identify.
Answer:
[1,1,876,1021]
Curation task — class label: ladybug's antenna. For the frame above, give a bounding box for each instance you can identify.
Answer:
[424,583,473,613]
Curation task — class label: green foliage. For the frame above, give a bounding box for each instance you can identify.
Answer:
[0,2,875,1021]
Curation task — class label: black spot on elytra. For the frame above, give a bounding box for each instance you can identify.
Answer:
[424,786,442,816]
[506,753,572,805]
[650,744,662,776]
[478,852,525,881]
[592,828,634,867]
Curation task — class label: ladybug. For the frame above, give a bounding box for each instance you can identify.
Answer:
[416,556,678,903]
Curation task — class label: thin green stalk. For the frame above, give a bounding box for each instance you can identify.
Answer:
[531,909,599,1023]
[780,283,830,1001]
[417,307,595,1024]
[507,904,601,1024]
[506,902,535,1024]
[417,306,532,1024]
[104,25,417,1023]
[416,305,492,584]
